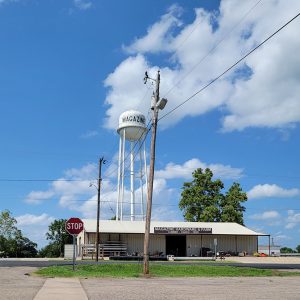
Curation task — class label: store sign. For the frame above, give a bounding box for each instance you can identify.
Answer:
[154,227,212,235]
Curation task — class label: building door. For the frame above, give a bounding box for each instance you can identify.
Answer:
[166,235,186,256]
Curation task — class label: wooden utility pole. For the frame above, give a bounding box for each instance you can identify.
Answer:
[143,70,160,275]
[96,157,106,262]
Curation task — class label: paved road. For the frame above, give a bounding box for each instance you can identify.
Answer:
[1,266,300,300]
[82,277,300,300]
[1,259,300,270]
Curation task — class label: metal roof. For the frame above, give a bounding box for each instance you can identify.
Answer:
[82,219,267,236]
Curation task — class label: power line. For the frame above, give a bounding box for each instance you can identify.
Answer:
[34,198,300,212]
[162,0,263,98]
[159,11,300,122]
[3,7,300,188]
[0,179,89,182]
[102,86,152,168]
[104,122,151,179]
[1,170,300,183]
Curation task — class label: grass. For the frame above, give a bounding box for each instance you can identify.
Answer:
[34,263,300,278]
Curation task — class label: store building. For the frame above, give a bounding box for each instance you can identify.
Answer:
[77,220,269,258]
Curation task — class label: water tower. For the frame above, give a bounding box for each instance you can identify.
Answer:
[116,110,148,221]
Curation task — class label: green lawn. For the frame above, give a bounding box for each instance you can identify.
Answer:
[35,263,300,278]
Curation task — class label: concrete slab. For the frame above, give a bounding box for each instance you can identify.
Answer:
[229,256,300,264]
[33,278,88,300]
[81,277,300,300]
[0,267,45,300]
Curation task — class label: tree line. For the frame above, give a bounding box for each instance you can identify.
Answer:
[0,210,37,257]
[0,210,72,258]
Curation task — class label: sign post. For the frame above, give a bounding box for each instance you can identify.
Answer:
[214,238,217,260]
[65,218,84,271]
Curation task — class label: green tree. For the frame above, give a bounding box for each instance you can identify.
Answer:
[46,219,73,257]
[179,168,248,224]
[296,245,300,253]
[280,247,295,253]
[38,243,61,258]
[220,182,247,225]
[0,210,37,257]
[5,230,38,258]
[0,210,18,239]
[179,168,224,222]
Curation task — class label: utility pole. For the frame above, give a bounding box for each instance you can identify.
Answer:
[96,157,106,262]
[143,70,160,275]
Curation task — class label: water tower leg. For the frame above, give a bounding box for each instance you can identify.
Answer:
[116,134,123,220]
[130,141,135,221]
[121,129,126,221]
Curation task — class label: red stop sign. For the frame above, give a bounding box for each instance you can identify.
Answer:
[65,218,84,235]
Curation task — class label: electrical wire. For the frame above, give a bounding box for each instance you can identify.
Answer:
[162,0,263,98]
[102,85,152,168]
[104,120,151,179]
[1,171,300,183]
[159,11,300,122]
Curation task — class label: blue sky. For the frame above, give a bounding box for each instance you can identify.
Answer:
[1,0,300,249]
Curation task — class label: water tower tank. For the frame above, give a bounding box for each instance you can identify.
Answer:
[117,110,147,141]
[116,110,148,221]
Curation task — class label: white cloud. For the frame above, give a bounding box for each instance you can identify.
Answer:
[74,0,92,10]
[249,210,280,220]
[16,213,54,226]
[124,5,182,54]
[151,178,180,221]
[156,158,243,180]
[285,210,300,229]
[151,206,181,222]
[63,163,97,179]
[25,164,98,205]
[103,55,152,130]
[25,190,55,205]
[15,213,55,248]
[247,184,300,199]
[103,0,300,132]
[273,231,292,241]
[24,156,244,220]
[24,163,97,213]
[23,162,123,220]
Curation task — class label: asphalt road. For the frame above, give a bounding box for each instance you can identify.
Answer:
[1,259,300,270]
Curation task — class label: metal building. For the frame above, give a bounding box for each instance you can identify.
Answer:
[77,220,269,258]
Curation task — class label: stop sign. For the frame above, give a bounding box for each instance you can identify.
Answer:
[65,217,84,235]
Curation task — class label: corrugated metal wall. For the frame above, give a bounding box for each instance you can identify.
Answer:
[119,234,166,255]
[85,233,257,256]
[64,244,77,259]
[87,233,114,244]
[186,235,257,256]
